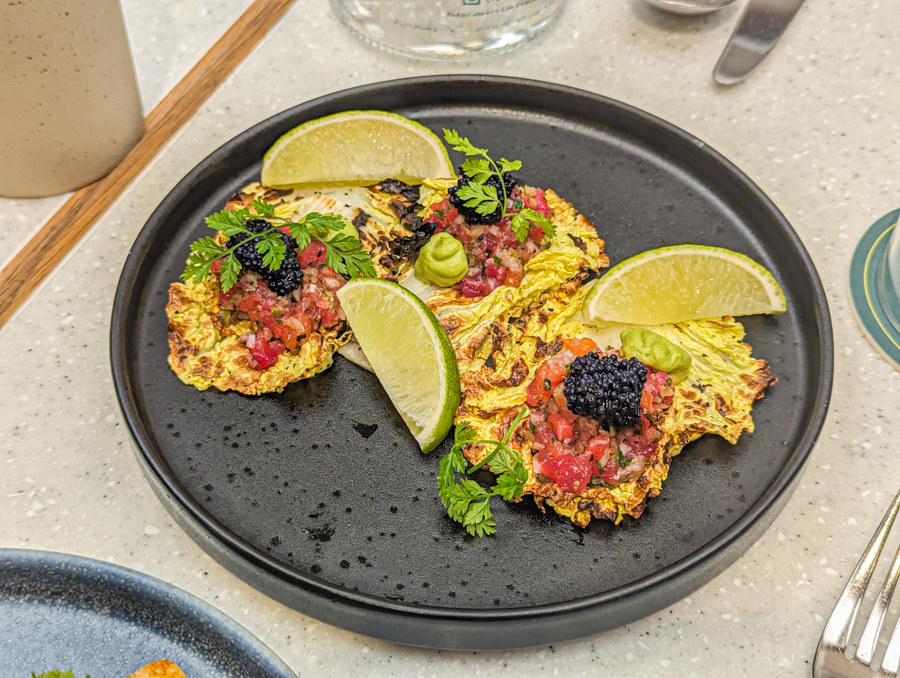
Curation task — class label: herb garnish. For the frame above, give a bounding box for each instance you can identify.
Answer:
[437,406,530,537]
[181,198,375,291]
[32,671,90,678]
[443,129,556,243]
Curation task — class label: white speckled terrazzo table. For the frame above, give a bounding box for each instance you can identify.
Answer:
[2,1,900,676]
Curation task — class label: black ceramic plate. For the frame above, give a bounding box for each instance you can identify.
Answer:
[0,549,295,677]
[111,76,832,651]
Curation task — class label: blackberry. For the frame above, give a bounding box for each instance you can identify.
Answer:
[226,218,303,296]
[448,165,517,225]
[227,218,273,274]
[564,353,648,430]
[263,255,303,296]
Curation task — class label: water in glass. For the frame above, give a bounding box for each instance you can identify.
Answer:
[330,0,567,61]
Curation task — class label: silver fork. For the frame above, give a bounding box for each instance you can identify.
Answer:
[815,488,900,677]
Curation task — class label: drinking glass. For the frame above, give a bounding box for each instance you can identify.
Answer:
[330,0,568,61]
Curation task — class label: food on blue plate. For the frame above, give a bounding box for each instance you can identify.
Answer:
[126,659,188,678]
[33,660,187,678]
[438,279,776,533]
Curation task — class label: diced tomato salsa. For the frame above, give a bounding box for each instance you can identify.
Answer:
[526,344,675,493]
[423,186,552,299]
[216,240,346,370]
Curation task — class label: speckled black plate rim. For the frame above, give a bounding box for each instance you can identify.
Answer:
[111,76,833,636]
[0,548,297,676]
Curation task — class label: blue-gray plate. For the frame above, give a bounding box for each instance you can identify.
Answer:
[0,549,295,678]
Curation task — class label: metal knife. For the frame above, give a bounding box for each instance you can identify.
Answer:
[714,0,806,84]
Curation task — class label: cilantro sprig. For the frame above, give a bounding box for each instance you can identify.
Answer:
[181,198,375,291]
[443,129,556,243]
[437,407,530,537]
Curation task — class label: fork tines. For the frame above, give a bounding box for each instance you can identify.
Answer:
[815,488,900,677]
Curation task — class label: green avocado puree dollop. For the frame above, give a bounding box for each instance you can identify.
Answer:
[620,327,692,384]
[414,233,468,287]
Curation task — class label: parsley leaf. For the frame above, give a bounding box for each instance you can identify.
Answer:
[456,182,500,217]
[443,129,554,244]
[443,129,488,156]
[442,478,488,522]
[181,237,228,285]
[206,207,250,234]
[460,157,494,183]
[510,208,555,242]
[499,158,522,174]
[518,207,555,238]
[464,499,496,537]
[485,447,521,478]
[451,423,478,455]
[325,233,377,279]
[509,214,531,242]
[436,407,529,537]
[286,221,312,251]
[32,671,90,678]
[257,230,286,270]
[192,236,225,256]
[494,470,527,502]
[181,202,375,291]
[302,213,346,239]
[250,198,277,220]
[219,254,242,292]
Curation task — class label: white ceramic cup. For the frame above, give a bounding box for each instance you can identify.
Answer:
[0,0,143,198]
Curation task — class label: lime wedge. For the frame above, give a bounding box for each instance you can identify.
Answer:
[261,110,455,188]
[336,279,460,452]
[583,245,786,325]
